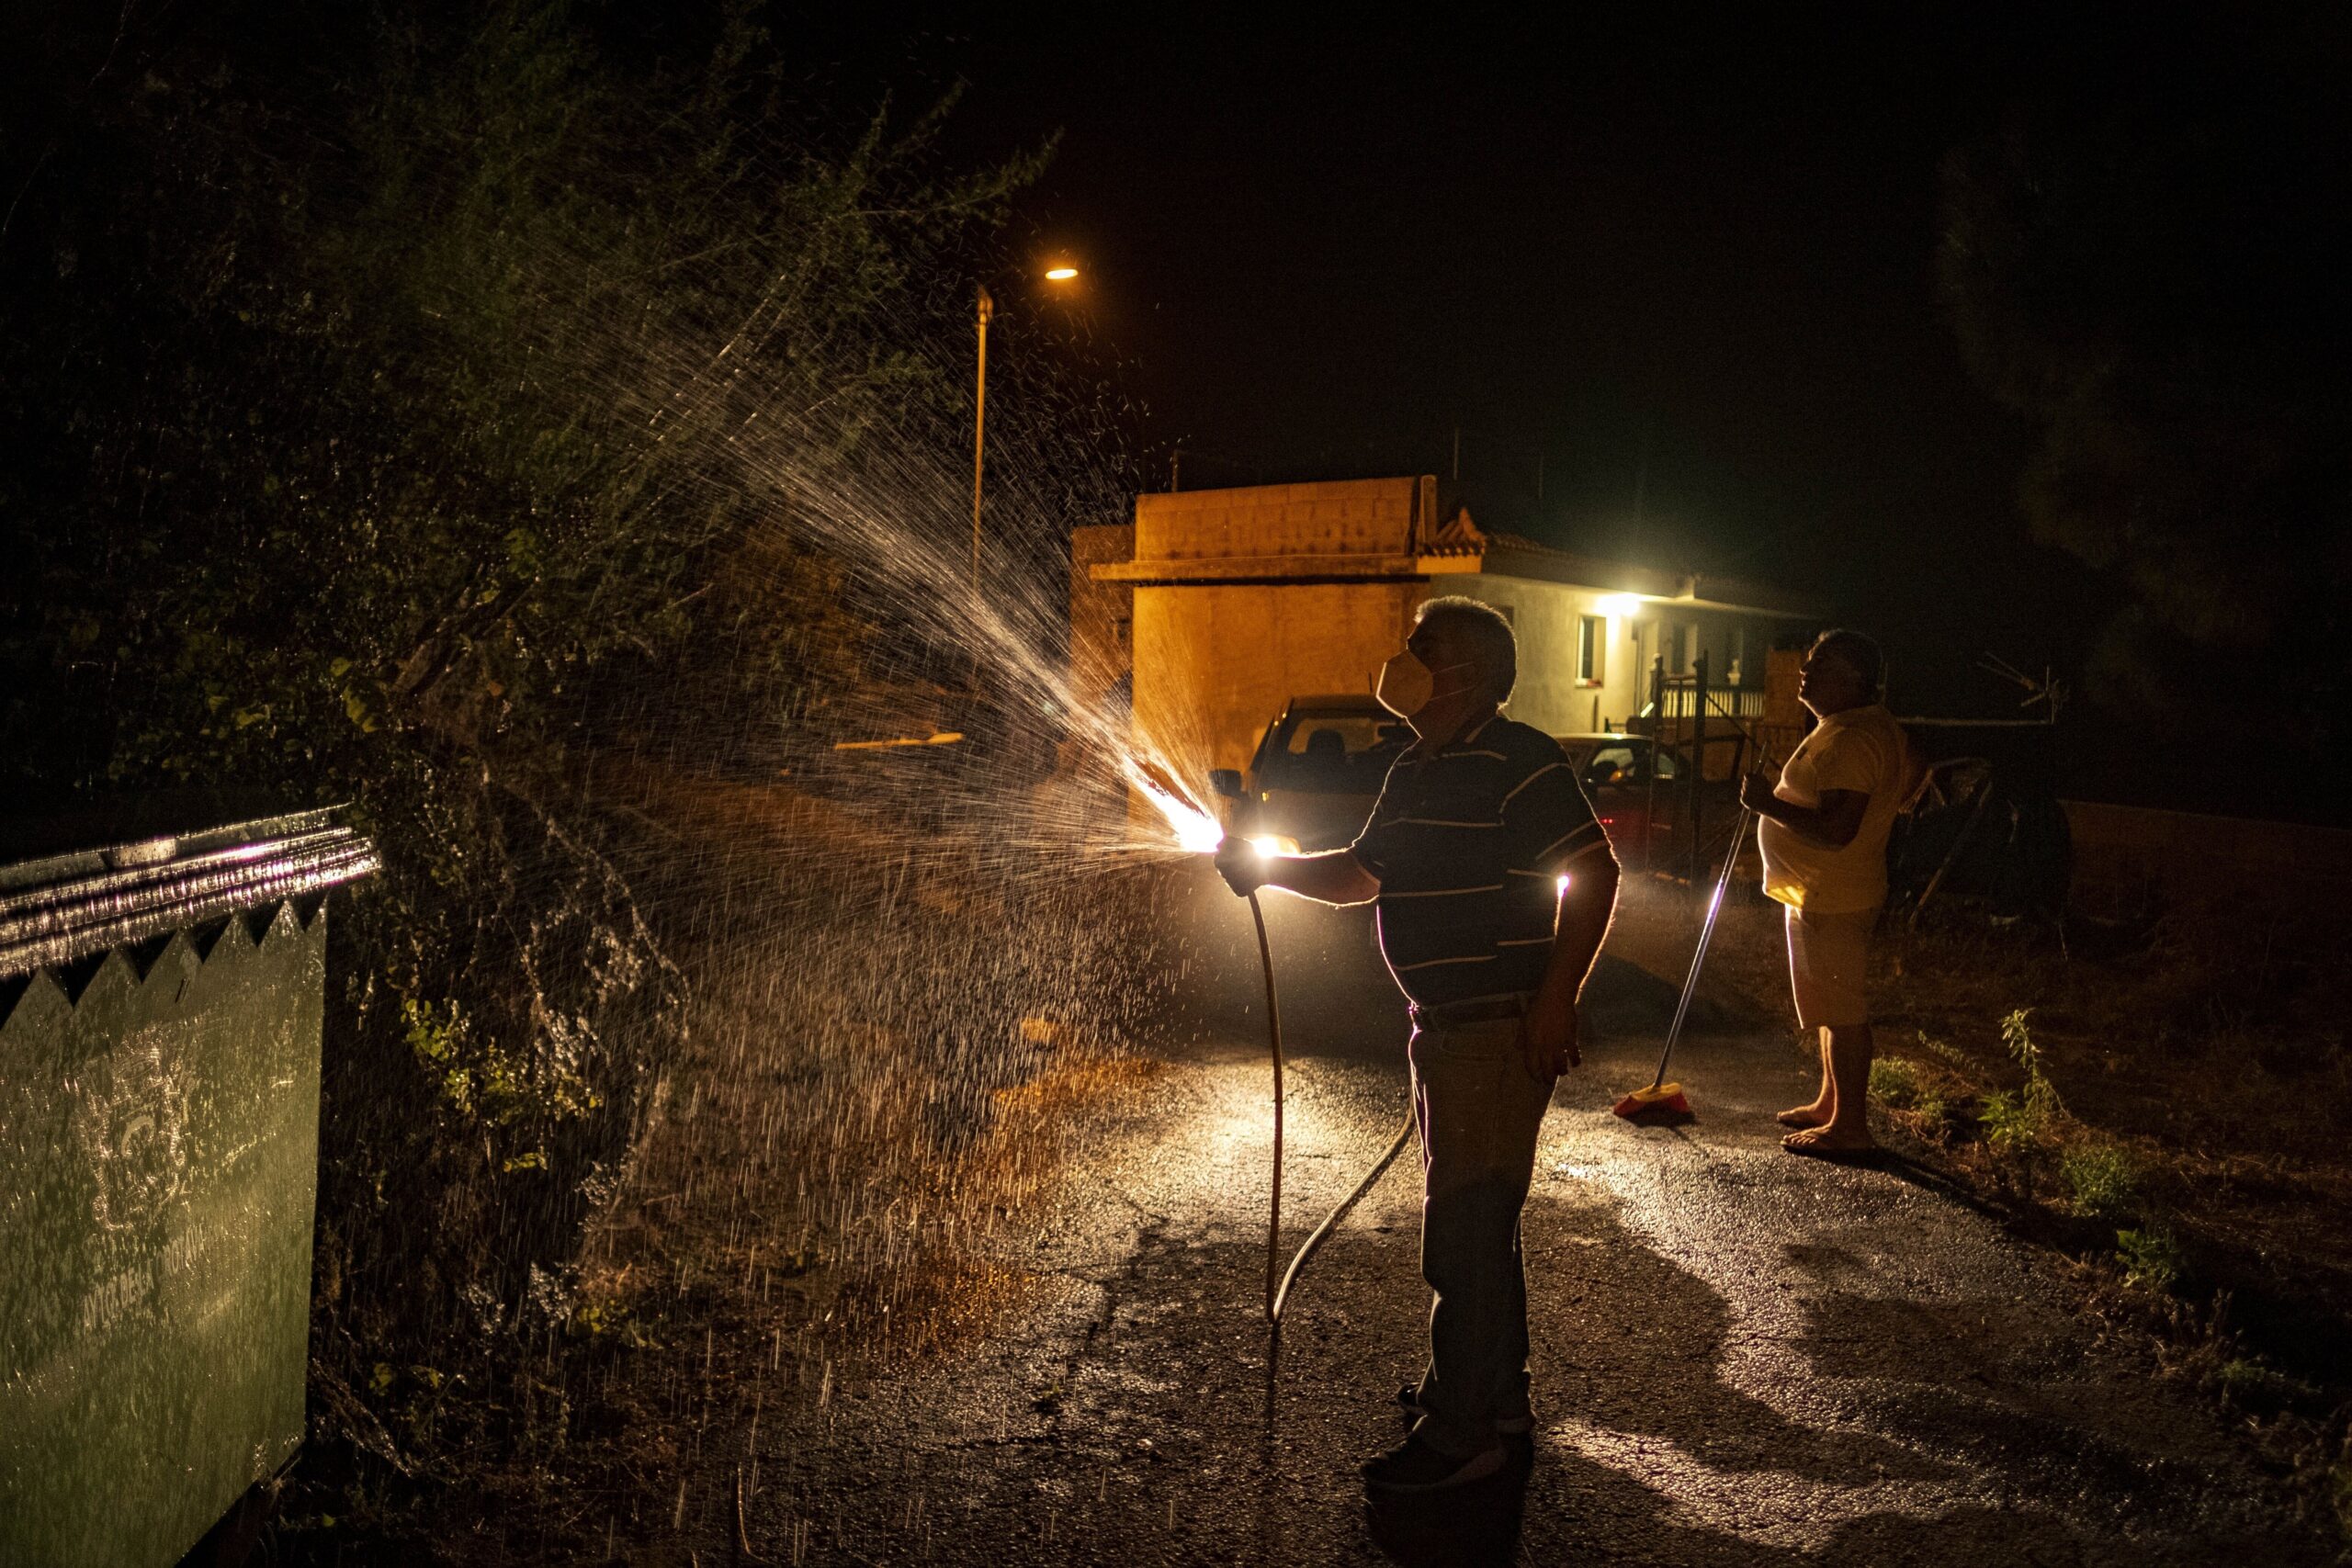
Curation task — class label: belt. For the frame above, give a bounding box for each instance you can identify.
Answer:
[1408,993,1533,1030]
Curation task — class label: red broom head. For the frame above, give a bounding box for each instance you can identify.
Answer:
[1611,1082,1692,1120]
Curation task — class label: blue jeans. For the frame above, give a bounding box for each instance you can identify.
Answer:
[1407,1013,1554,1456]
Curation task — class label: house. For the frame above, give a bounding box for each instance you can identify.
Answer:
[1074,476,1815,779]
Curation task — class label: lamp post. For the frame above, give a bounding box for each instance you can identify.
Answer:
[971,264,1080,599]
[971,285,992,597]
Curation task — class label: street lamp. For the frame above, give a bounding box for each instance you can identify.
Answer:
[972,262,1080,596]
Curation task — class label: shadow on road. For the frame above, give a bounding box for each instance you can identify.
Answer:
[1362,1440,1533,1568]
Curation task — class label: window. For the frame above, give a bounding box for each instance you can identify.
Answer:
[1283,715,1388,754]
[1577,614,1605,684]
[1267,710,1412,791]
[1568,739,1675,785]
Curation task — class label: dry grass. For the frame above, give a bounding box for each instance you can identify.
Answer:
[272,750,1183,1562]
[1684,869,2352,1547]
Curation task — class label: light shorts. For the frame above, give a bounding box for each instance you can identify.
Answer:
[1784,904,1882,1031]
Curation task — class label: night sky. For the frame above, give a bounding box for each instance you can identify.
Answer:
[889,9,2122,714]
[700,8,2352,822]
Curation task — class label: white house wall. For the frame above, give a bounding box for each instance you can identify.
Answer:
[1452,576,1785,739]
[1449,574,1646,737]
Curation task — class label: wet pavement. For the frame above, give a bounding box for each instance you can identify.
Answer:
[724,871,2326,1565]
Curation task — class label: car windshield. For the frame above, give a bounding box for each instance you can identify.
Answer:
[1559,737,1670,786]
[1263,709,1410,793]
[1584,745,1642,784]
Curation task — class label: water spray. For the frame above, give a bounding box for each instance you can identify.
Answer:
[1126,755,1414,1324]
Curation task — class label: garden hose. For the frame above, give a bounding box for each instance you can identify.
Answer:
[1246,890,1418,1325]
[1247,890,1283,1318]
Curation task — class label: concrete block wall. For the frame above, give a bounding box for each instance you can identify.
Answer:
[1133,478,1423,563]
[1130,580,1426,778]
[1068,524,1135,706]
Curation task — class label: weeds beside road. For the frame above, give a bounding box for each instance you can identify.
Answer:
[279,754,2351,1561]
[1680,869,2352,1551]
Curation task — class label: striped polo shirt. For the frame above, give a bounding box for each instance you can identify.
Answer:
[1347,714,1612,1009]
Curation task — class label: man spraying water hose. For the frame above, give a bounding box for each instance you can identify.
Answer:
[1211,597,1619,1493]
[1738,628,1914,1158]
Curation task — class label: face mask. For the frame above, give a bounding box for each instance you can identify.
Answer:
[1374,649,1474,718]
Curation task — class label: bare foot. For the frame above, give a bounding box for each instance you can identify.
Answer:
[1781,1122,1876,1156]
[1775,1103,1831,1129]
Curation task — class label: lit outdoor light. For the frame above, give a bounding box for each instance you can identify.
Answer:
[1594,593,1640,619]
[1556,873,1570,897]
[1044,265,1079,281]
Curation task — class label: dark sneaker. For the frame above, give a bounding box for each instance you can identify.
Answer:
[1395,1385,1534,1436]
[1362,1433,1508,1492]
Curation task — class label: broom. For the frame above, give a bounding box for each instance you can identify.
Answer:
[1613,805,1755,1120]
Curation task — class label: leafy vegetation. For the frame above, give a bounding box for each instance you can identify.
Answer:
[2061,1142,2140,1220]
[2213,1357,2314,1416]
[1979,1008,2063,1155]
[0,0,1041,1482]
[1868,1056,1922,1106]
[1868,1055,1947,1135]
[1939,16,2352,813]
[2116,1226,2186,1294]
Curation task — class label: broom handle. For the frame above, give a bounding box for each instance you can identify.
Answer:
[1650,806,1755,1090]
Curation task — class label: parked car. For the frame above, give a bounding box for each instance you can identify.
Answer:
[1214,694,1414,852]
[1213,710,1722,865]
[1552,731,1685,862]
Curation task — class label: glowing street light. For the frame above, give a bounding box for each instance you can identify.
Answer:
[973,261,1084,596]
[1594,592,1641,620]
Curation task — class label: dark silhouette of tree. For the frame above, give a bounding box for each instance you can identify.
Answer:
[1939,13,2351,788]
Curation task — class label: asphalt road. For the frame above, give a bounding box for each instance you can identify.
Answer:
[733,869,2326,1566]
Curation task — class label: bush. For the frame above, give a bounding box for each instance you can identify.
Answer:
[2213,1357,2312,1416]
[1973,1007,2065,1156]
[1914,1030,1971,1070]
[2002,1007,2064,1122]
[1869,1056,1923,1107]
[2063,1143,2141,1218]
[0,0,1048,1475]
[1868,1056,1948,1135]
[2116,1226,2185,1293]
[1981,1089,2041,1154]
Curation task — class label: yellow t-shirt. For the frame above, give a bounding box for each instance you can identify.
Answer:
[1758,704,1908,913]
